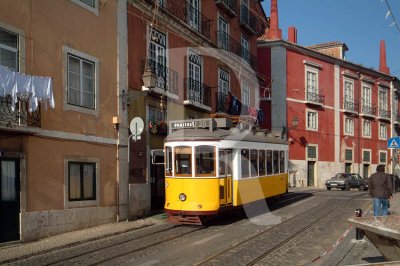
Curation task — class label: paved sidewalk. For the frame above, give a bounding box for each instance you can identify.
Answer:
[0,213,168,264]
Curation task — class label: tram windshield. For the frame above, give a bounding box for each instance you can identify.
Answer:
[195,145,215,176]
[175,146,192,175]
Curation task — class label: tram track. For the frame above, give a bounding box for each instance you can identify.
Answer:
[9,223,206,266]
[195,191,366,266]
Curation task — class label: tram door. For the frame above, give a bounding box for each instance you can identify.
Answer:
[0,159,20,243]
[219,150,232,205]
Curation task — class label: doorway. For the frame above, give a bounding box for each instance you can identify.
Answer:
[0,158,20,243]
[363,164,369,178]
[307,161,315,187]
[150,163,165,210]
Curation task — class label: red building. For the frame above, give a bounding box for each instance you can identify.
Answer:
[258,0,400,188]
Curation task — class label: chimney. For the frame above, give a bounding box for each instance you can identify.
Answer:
[267,0,282,39]
[288,26,297,43]
[379,40,390,74]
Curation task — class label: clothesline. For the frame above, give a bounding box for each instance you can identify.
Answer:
[0,65,55,112]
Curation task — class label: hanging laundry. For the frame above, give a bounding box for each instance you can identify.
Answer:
[0,66,15,97]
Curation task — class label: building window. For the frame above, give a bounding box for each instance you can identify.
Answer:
[305,67,318,102]
[345,149,353,161]
[241,81,250,107]
[344,117,354,135]
[68,162,96,201]
[379,151,387,164]
[362,119,371,137]
[70,0,98,15]
[361,84,372,114]
[363,150,371,163]
[187,0,200,31]
[240,35,250,64]
[219,68,229,94]
[307,145,317,160]
[217,16,229,50]
[0,27,18,70]
[148,29,167,89]
[344,79,354,111]
[67,53,96,109]
[379,87,388,117]
[306,110,318,130]
[379,123,387,139]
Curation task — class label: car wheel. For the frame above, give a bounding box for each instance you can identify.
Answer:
[345,184,350,191]
[327,187,331,190]
[341,187,345,191]
[358,185,365,191]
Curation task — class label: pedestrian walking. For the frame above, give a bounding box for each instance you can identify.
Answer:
[369,164,393,216]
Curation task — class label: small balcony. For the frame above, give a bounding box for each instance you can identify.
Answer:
[184,78,211,111]
[239,4,260,35]
[142,59,178,97]
[0,95,41,128]
[394,114,400,125]
[215,0,237,17]
[216,31,241,55]
[150,0,212,39]
[360,105,376,118]
[216,91,229,114]
[240,46,257,71]
[305,91,325,106]
[343,101,359,114]
[378,108,391,121]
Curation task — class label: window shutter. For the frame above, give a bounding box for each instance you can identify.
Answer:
[363,151,370,162]
[345,149,353,161]
[307,146,317,159]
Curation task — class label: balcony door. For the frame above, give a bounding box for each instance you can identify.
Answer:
[218,17,229,50]
[188,50,202,103]
[187,0,200,31]
[0,159,20,243]
[149,29,167,89]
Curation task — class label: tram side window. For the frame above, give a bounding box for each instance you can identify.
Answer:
[175,146,192,175]
[165,146,173,176]
[280,151,285,173]
[219,150,226,176]
[266,150,272,175]
[241,149,250,178]
[250,149,258,177]
[273,150,279,174]
[259,150,266,176]
[195,145,215,175]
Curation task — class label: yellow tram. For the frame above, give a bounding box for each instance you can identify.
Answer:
[164,118,288,224]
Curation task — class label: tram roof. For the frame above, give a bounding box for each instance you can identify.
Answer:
[165,128,287,144]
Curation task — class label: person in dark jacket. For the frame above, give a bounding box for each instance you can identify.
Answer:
[369,165,393,216]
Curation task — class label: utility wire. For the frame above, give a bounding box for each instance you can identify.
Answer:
[384,0,400,35]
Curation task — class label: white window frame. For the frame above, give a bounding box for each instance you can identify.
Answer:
[64,156,100,208]
[306,144,318,161]
[362,149,372,164]
[344,116,354,136]
[241,34,250,64]
[70,0,99,16]
[241,81,250,107]
[379,122,388,140]
[63,46,99,117]
[218,68,230,95]
[305,66,319,97]
[343,78,354,109]
[362,83,372,111]
[344,148,354,162]
[0,22,25,72]
[362,119,371,138]
[306,109,318,131]
[217,14,229,50]
[379,86,388,114]
[379,150,387,164]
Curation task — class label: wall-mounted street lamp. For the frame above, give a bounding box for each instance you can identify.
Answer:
[142,66,157,89]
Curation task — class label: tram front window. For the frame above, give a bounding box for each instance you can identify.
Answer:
[175,146,192,175]
[195,145,215,175]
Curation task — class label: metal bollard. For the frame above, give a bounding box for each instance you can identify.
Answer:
[355,208,364,240]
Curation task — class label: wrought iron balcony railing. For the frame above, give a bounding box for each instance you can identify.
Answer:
[184,78,211,108]
[306,90,325,105]
[0,95,41,127]
[153,0,212,39]
[343,101,358,113]
[240,46,257,70]
[378,108,391,120]
[215,0,237,16]
[360,105,376,117]
[239,3,261,35]
[216,91,229,113]
[216,31,240,54]
[144,59,178,95]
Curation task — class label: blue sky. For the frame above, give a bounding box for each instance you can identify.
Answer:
[261,0,400,77]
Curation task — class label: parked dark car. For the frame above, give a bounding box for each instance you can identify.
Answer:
[325,173,365,191]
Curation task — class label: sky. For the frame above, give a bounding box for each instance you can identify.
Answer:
[261,0,400,77]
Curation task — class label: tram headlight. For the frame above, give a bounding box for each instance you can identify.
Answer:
[179,193,187,201]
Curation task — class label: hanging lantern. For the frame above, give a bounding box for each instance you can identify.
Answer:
[142,66,157,89]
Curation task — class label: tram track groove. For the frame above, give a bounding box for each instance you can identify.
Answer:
[196,192,366,266]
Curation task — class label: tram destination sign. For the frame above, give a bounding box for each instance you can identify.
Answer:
[169,118,216,132]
